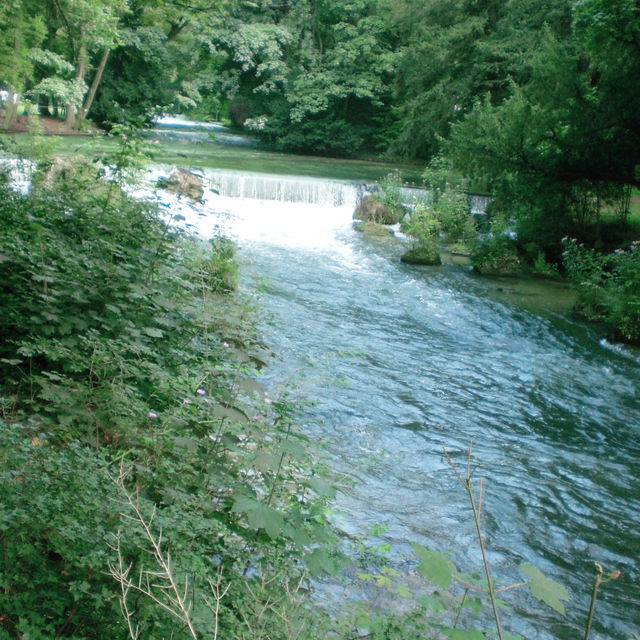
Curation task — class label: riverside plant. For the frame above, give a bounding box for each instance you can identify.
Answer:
[562,237,640,343]
[0,133,341,639]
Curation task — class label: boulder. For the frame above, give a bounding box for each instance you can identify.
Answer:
[353,195,400,225]
[401,245,442,266]
[157,167,204,201]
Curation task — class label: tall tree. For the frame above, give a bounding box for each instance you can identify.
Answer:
[46,0,129,127]
[0,0,46,127]
[447,0,640,261]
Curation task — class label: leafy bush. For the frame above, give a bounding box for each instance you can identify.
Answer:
[404,165,476,255]
[201,236,239,292]
[563,238,640,342]
[0,156,340,639]
[402,203,440,251]
[471,234,522,276]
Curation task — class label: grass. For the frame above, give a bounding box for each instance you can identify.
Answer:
[44,132,426,183]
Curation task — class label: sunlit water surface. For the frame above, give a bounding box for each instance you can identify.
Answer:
[135,167,640,640]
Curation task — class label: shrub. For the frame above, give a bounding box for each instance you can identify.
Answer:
[471,234,522,276]
[0,155,341,639]
[563,239,640,342]
[201,235,239,292]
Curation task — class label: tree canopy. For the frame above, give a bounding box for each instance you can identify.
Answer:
[1,0,638,258]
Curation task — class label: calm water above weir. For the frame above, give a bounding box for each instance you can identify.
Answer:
[137,166,639,640]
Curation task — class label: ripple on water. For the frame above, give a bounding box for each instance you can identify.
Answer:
[139,179,640,640]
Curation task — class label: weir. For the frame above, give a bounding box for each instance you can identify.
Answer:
[202,169,362,208]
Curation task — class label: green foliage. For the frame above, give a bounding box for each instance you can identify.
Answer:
[562,239,640,342]
[377,168,405,212]
[0,146,341,638]
[471,234,522,276]
[412,544,455,589]
[402,169,476,259]
[520,564,569,615]
[402,203,440,248]
[91,26,179,128]
[201,236,239,292]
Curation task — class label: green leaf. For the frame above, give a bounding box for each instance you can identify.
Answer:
[417,594,447,613]
[395,585,413,598]
[521,563,569,615]
[463,596,483,614]
[231,496,284,539]
[307,476,336,497]
[304,548,340,576]
[279,439,306,460]
[143,327,164,338]
[412,543,456,589]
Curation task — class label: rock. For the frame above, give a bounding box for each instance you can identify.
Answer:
[38,156,75,189]
[353,195,401,225]
[157,167,204,201]
[401,245,442,265]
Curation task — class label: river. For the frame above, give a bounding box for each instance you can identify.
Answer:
[134,164,639,640]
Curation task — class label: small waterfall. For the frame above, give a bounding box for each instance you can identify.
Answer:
[0,157,36,194]
[470,194,491,215]
[398,185,431,207]
[204,170,361,209]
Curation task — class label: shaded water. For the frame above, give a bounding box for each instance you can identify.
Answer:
[138,167,640,639]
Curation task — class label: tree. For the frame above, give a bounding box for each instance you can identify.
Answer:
[0,0,47,128]
[447,0,640,262]
[45,0,129,127]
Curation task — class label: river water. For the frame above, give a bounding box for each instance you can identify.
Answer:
[137,167,639,640]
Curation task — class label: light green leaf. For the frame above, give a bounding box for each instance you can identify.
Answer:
[521,563,569,615]
[357,573,374,582]
[412,543,456,589]
[231,496,284,539]
[280,439,306,460]
[307,476,336,497]
[375,575,392,588]
[143,327,164,338]
[416,594,447,613]
[395,585,413,598]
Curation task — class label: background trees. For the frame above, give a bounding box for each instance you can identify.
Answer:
[2,0,638,263]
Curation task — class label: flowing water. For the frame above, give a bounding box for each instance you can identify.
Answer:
[136,166,639,640]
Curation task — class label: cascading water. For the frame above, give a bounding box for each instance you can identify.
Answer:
[136,166,639,640]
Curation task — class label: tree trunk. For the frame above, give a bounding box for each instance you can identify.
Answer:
[66,41,87,128]
[79,47,110,121]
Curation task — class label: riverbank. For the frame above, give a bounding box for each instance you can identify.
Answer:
[0,161,344,639]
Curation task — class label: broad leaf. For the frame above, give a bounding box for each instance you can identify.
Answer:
[231,496,284,539]
[521,563,569,615]
[412,543,456,589]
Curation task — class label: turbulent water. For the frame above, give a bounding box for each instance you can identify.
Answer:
[137,166,640,640]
